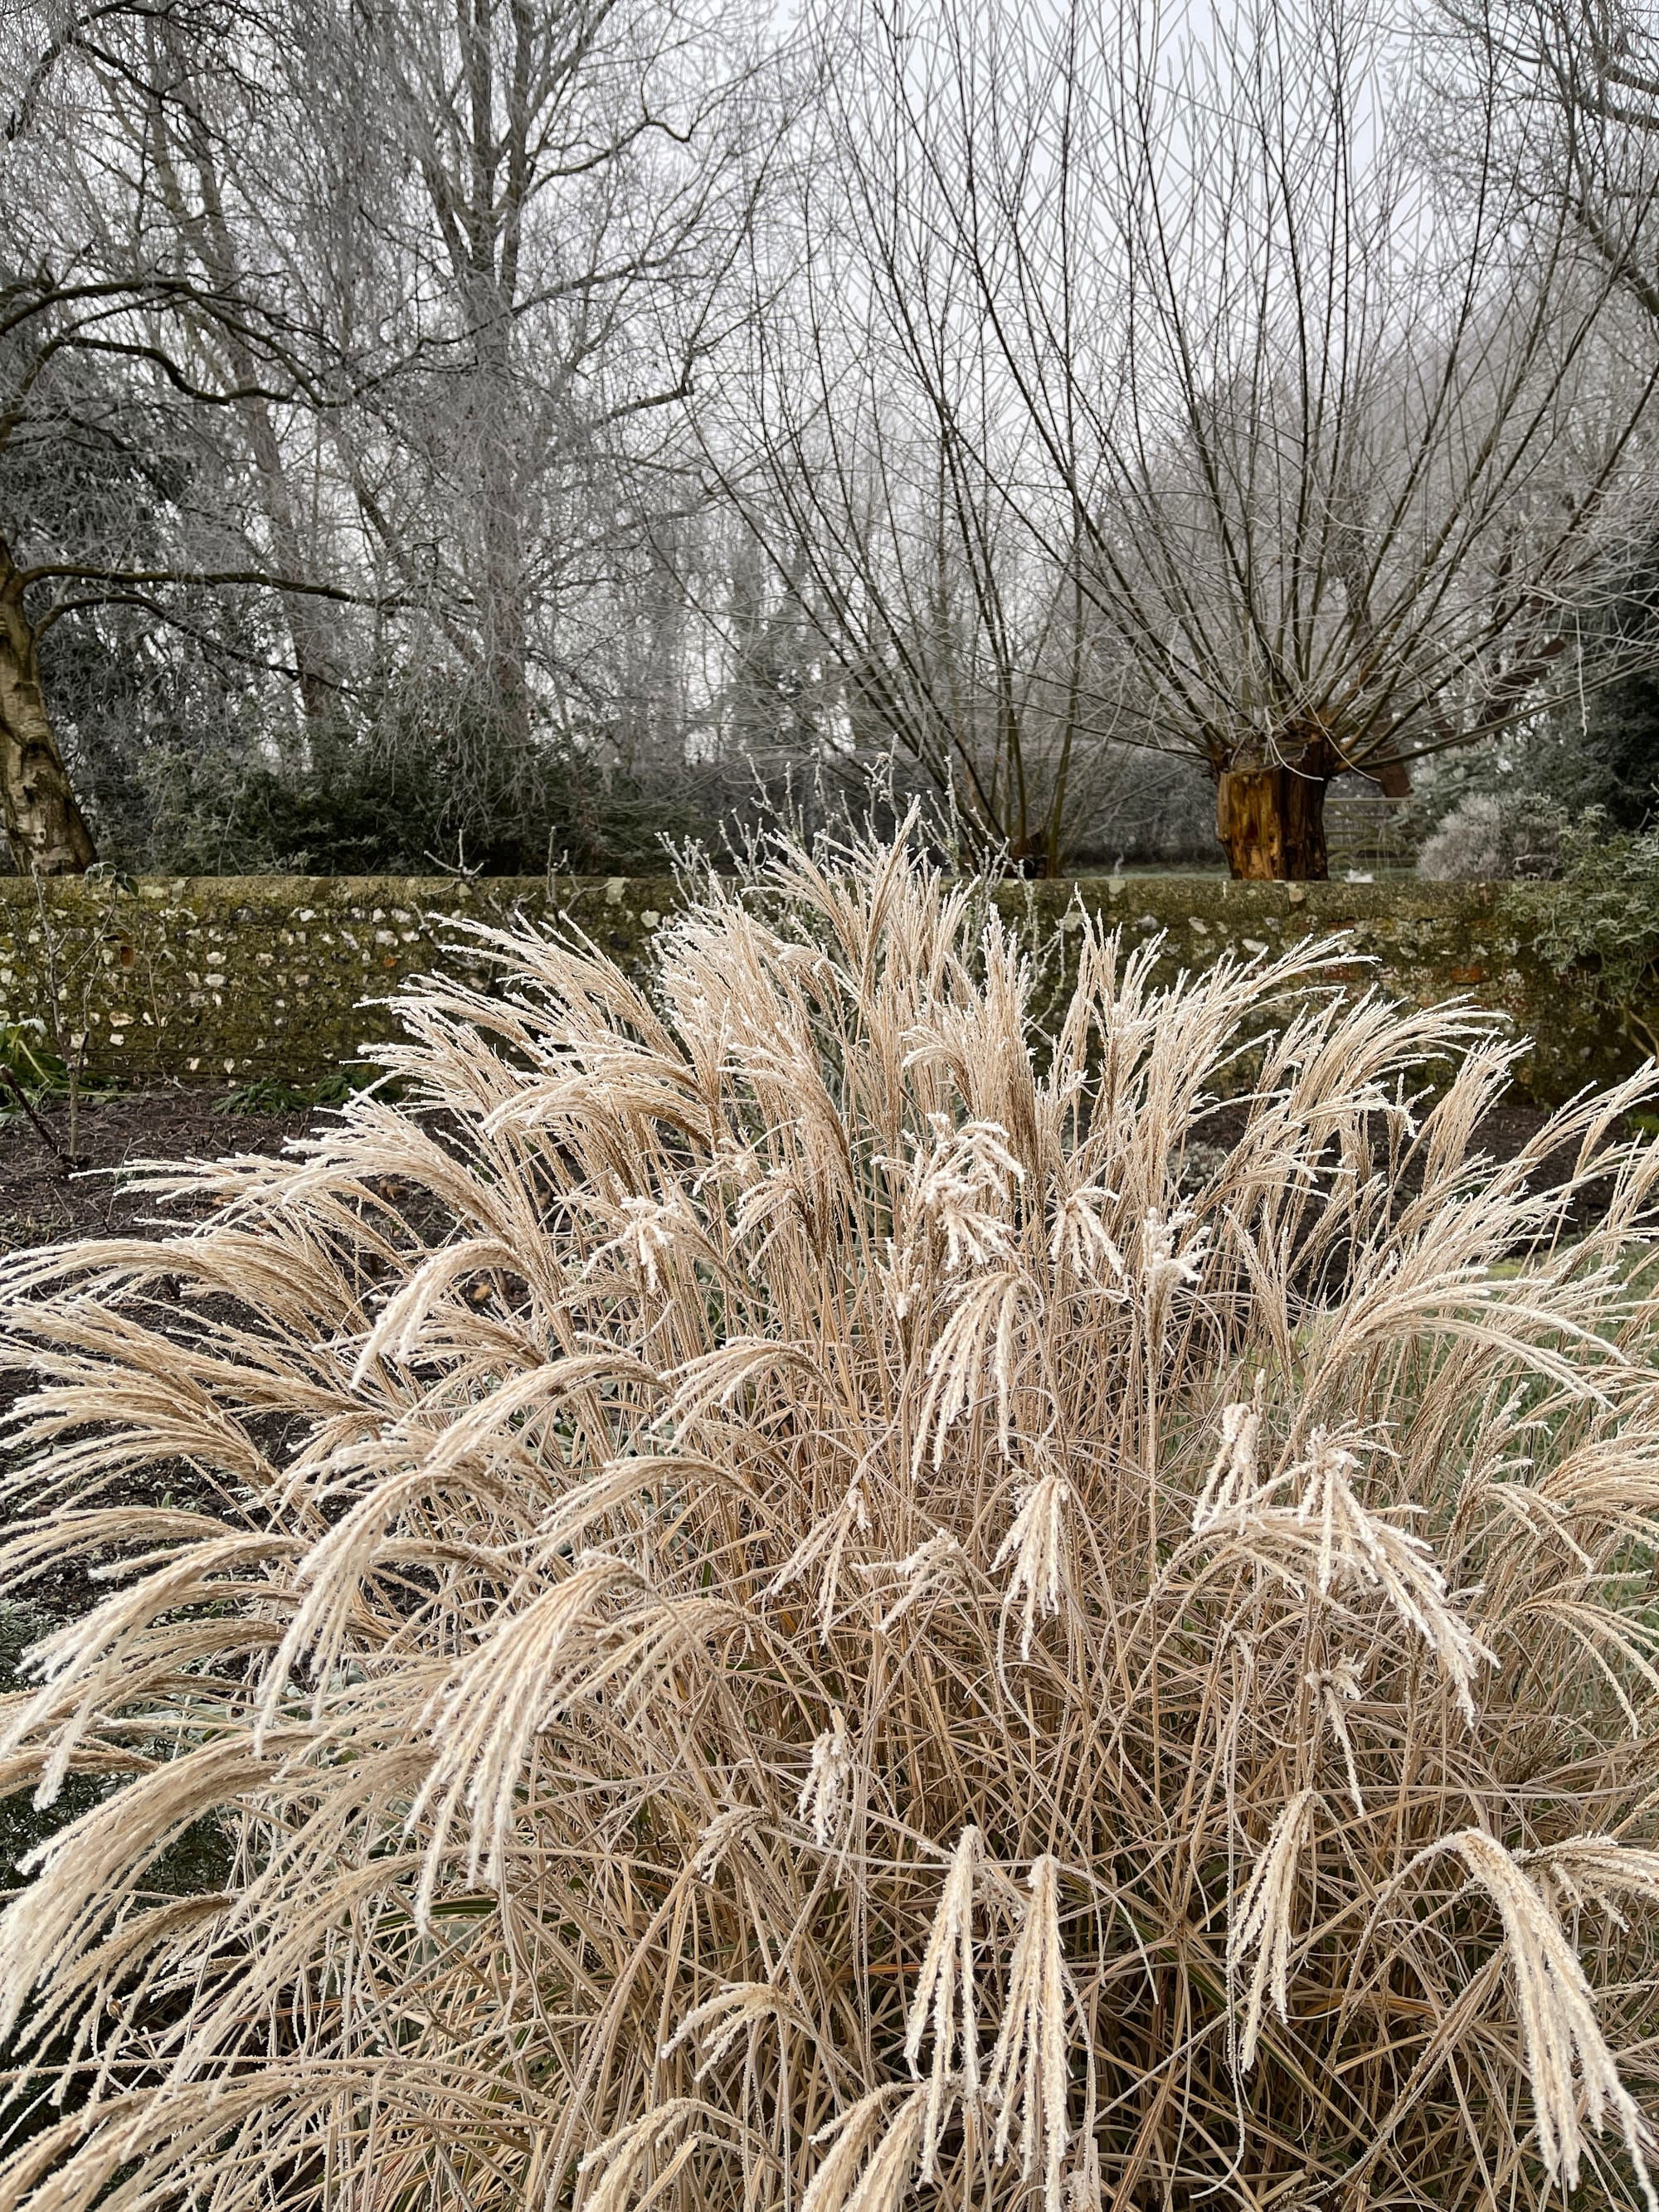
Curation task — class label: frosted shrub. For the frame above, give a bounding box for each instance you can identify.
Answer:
[4,836,1659,2211]
[1417,790,1565,880]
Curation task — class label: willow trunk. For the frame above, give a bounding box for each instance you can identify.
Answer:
[1214,761,1330,881]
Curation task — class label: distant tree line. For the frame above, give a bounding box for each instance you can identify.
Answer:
[3,0,1659,880]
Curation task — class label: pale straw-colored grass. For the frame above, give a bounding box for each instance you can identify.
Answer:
[4,832,1659,2209]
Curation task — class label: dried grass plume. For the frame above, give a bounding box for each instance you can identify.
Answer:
[3,830,1659,2210]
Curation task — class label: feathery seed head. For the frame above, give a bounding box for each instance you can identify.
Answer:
[994,1469,1073,1660]
[798,1708,855,1850]
[4,831,1659,2212]
[904,1115,1026,1274]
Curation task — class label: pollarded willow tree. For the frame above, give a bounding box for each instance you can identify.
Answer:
[1425,0,1659,811]
[753,0,1659,878]
[1432,0,1659,328]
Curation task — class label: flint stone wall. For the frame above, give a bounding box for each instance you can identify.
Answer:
[0,871,1642,1106]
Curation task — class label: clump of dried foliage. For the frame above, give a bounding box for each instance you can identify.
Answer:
[5,835,1659,2212]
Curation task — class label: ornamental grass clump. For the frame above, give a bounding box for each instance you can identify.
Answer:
[7,836,1659,2210]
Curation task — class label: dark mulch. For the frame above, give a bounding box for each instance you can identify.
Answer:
[0,1087,317,1256]
[4,1086,1642,1256]
[1188,1096,1651,1235]
[0,1080,1651,1898]
[0,1094,321,2083]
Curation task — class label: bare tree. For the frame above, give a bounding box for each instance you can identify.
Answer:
[709,78,1103,874]
[0,275,359,873]
[1433,0,1659,322]
[105,11,357,734]
[316,0,783,763]
[0,0,794,875]
[0,0,382,873]
[753,0,1659,879]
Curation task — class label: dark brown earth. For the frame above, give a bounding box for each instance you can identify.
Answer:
[0,1082,1649,1601]
[0,1089,330,1905]
[0,1082,1652,1894]
[0,1086,317,1255]
[1188,1096,1653,1234]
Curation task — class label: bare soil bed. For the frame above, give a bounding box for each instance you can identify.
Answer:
[0,1089,326,1898]
[1190,1095,1650,1233]
[2,1087,1635,1257]
[0,1091,319,1646]
[0,1087,316,1256]
[0,1077,1652,2139]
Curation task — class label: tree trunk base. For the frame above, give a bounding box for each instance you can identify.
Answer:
[2,727,96,875]
[0,538,95,875]
[1215,766,1329,882]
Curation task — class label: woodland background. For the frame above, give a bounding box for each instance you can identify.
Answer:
[8,0,1659,882]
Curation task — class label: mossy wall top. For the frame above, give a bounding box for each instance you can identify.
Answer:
[0,871,1636,1105]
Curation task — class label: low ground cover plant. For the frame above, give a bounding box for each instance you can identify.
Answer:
[3,837,1659,2210]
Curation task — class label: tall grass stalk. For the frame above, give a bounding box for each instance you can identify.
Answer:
[4,835,1659,2209]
